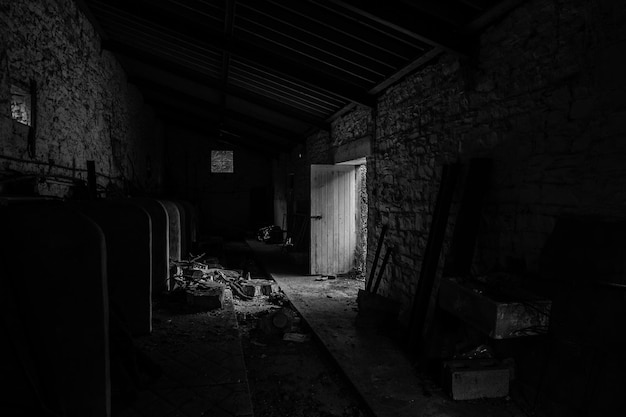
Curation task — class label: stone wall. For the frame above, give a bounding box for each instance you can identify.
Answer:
[0,0,163,197]
[330,106,373,148]
[309,0,626,320]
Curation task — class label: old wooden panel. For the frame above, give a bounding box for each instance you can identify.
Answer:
[310,164,357,276]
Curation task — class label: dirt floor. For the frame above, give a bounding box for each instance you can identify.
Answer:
[233,294,371,417]
[149,242,372,417]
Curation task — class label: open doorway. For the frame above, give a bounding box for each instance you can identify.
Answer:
[309,158,367,277]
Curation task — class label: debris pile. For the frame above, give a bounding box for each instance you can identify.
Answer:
[169,253,279,310]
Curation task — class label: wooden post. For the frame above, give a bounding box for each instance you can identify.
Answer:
[372,247,393,295]
[408,163,460,349]
[366,224,388,292]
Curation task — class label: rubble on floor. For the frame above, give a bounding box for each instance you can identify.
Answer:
[234,293,367,417]
[169,252,280,310]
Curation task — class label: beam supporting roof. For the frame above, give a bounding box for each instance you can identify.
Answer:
[368,48,444,95]
[104,40,330,129]
[140,84,299,141]
[153,103,294,155]
[220,0,236,109]
[320,0,471,55]
[143,90,301,146]
[94,0,375,106]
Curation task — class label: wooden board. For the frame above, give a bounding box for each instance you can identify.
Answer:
[310,164,356,276]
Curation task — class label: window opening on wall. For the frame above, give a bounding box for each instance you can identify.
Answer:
[11,84,31,126]
[211,150,234,173]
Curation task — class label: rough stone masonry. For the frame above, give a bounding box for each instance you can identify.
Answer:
[0,0,164,197]
[303,0,626,323]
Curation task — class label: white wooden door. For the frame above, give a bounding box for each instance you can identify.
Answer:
[310,164,357,275]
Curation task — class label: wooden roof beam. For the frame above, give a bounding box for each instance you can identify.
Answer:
[94,0,375,106]
[145,94,300,146]
[322,0,471,55]
[104,41,330,129]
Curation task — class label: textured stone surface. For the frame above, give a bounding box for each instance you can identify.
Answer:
[303,0,626,324]
[0,0,163,197]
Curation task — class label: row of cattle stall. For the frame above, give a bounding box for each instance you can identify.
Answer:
[0,196,198,417]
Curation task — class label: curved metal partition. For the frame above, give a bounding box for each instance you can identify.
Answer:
[158,200,181,265]
[130,198,170,295]
[73,200,152,336]
[177,199,199,252]
[173,200,188,259]
[0,200,110,417]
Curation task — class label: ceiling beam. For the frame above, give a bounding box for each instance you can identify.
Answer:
[320,0,471,55]
[220,0,236,111]
[241,0,417,66]
[154,104,292,155]
[145,94,298,147]
[326,102,358,124]
[104,41,330,129]
[92,0,375,106]
[135,79,303,142]
[368,48,444,95]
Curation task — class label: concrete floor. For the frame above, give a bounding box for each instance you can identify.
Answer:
[246,239,527,417]
[117,290,254,417]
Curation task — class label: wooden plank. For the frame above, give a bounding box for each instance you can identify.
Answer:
[367,224,389,292]
[334,169,340,274]
[348,167,358,269]
[325,169,332,274]
[310,165,318,274]
[408,163,461,349]
[444,158,492,277]
[338,169,345,272]
[311,164,358,275]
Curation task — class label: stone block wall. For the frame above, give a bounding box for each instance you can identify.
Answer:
[0,0,163,197]
[330,106,373,148]
[307,0,626,320]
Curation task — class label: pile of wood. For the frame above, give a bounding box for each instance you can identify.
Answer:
[170,253,279,310]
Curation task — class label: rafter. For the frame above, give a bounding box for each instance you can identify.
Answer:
[144,91,299,147]
[319,0,470,55]
[136,80,303,142]
[104,41,330,129]
[220,0,236,111]
[153,103,294,155]
[92,0,375,106]
[368,48,444,95]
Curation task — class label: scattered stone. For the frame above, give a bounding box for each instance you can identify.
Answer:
[268,291,289,306]
[283,333,310,343]
[185,282,225,311]
[258,307,295,335]
[242,279,279,297]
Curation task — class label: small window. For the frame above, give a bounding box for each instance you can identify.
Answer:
[211,150,234,173]
[11,84,31,126]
